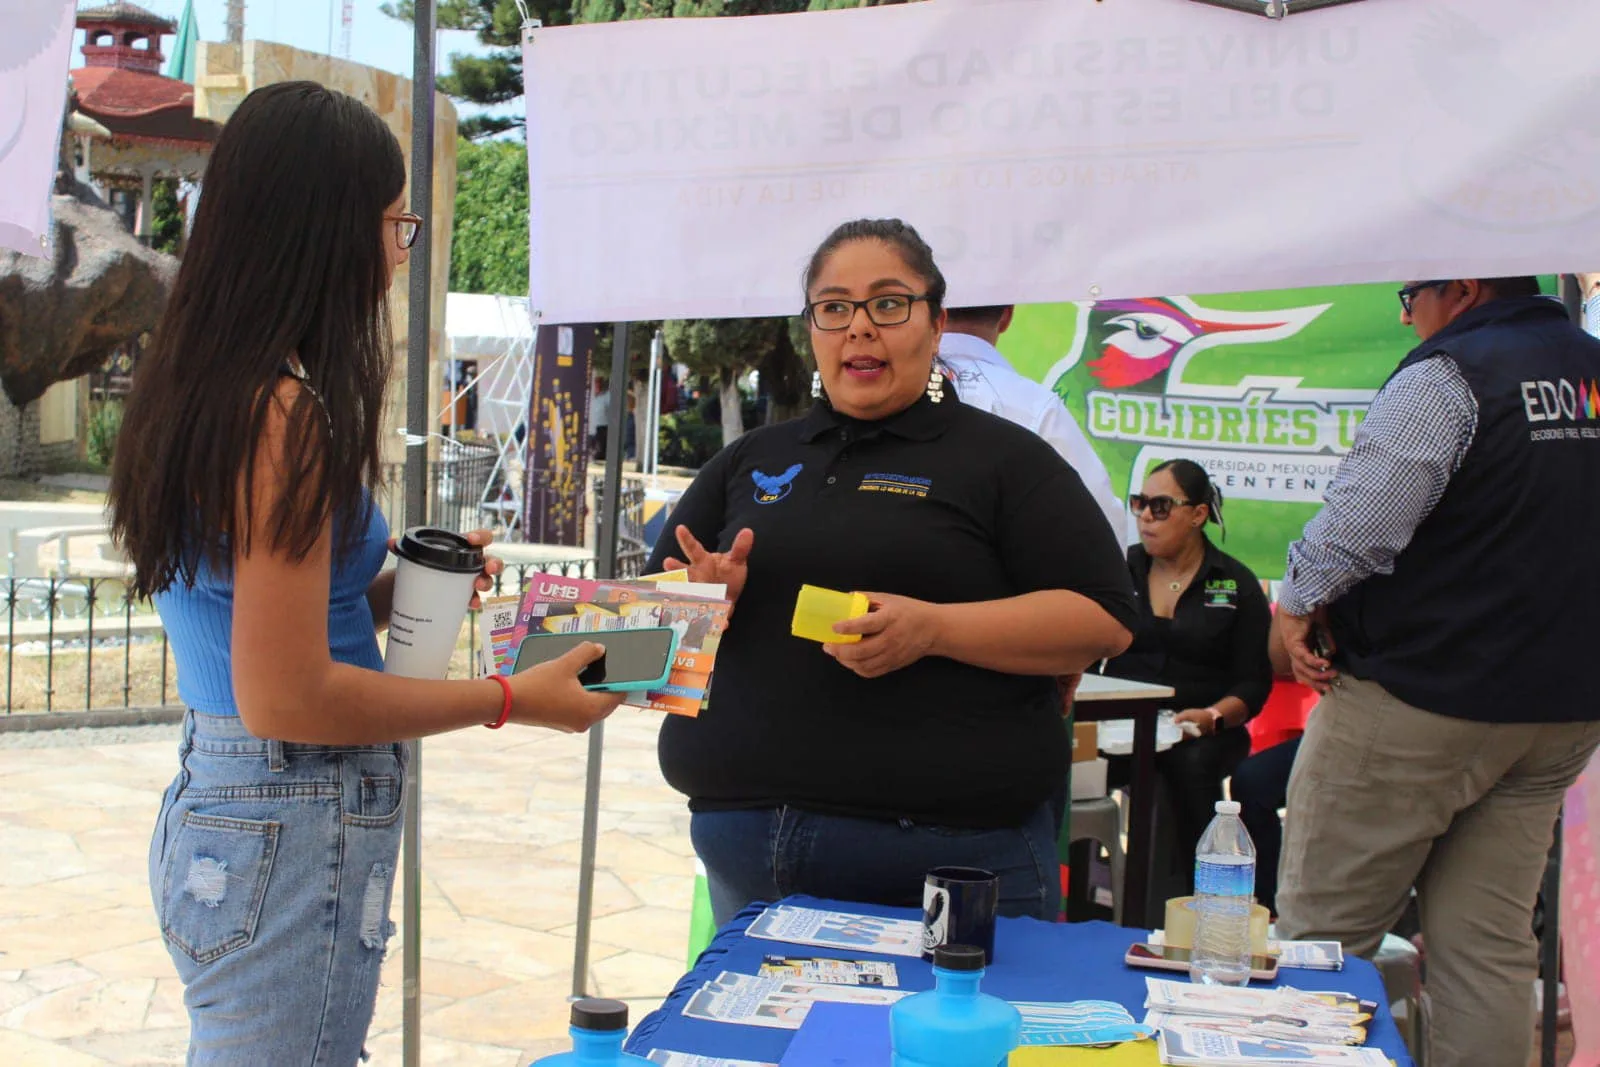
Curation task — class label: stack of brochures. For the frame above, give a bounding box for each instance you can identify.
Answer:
[478,571,730,717]
[1146,978,1387,1066]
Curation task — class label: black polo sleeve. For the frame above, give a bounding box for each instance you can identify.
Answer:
[994,441,1139,633]
[1224,561,1274,718]
[644,440,738,574]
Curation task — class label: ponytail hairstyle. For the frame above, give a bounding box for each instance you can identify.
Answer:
[1151,458,1225,540]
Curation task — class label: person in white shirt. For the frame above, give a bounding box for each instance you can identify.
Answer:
[938,306,1126,541]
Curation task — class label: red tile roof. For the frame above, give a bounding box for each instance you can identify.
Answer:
[69,67,220,145]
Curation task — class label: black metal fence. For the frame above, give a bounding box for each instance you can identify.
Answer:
[377,442,498,535]
[591,474,650,578]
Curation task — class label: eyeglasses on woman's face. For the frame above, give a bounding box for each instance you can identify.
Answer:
[805,293,929,331]
[385,212,423,250]
[1129,493,1195,521]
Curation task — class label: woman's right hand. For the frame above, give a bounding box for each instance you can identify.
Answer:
[505,641,624,733]
[661,525,754,604]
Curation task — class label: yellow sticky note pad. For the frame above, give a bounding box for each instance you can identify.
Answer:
[791,584,869,644]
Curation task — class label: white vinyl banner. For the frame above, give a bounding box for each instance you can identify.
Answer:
[0,0,78,258]
[524,0,1600,324]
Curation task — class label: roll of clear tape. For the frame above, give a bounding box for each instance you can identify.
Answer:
[1164,896,1271,954]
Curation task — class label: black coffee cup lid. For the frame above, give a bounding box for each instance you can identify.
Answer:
[392,527,483,574]
[570,997,629,1031]
[933,944,987,972]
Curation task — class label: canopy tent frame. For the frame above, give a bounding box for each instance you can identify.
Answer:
[1187,0,1367,16]
[396,4,1573,1065]
[440,291,542,537]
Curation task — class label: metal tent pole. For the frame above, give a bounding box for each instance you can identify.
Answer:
[402,1,437,1063]
[1542,272,1582,1067]
[572,322,632,998]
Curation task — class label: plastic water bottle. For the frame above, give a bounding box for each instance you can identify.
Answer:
[1191,799,1256,987]
[890,944,1022,1067]
[529,999,654,1066]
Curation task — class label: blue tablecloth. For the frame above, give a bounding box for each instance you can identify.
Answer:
[626,895,1413,1065]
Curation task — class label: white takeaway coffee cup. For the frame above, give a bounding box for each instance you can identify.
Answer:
[383,527,484,680]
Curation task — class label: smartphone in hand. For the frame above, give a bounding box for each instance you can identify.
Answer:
[513,628,679,692]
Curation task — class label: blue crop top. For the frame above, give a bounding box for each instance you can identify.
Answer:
[154,493,391,715]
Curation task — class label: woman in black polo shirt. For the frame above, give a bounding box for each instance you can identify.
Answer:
[646,218,1138,925]
[1103,459,1272,896]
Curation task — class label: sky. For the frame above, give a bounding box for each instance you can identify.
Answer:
[71,0,503,117]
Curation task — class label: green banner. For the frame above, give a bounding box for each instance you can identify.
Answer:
[1001,283,1422,581]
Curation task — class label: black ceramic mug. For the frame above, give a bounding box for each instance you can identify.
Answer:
[920,866,1000,964]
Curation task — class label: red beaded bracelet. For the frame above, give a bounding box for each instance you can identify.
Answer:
[484,674,513,729]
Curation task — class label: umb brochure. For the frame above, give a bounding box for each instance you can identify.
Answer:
[478,573,730,717]
[744,905,926,959]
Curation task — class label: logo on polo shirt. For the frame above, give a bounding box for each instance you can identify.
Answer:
[858,472,931,498]
[752,464,802,504]
[1203,579,1238,609]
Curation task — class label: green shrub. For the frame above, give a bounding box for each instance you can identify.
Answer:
[86,399,123,468]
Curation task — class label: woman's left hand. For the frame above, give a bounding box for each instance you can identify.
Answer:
[463,529,504,610]
[1173,707,1222,738]
[823,593,942,679]
[387,528,504,611]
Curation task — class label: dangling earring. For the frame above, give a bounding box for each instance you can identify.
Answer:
[927,368,945,403]
[811,370,823,399]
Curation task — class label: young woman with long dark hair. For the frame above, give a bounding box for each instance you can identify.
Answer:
[109,82,621,1065]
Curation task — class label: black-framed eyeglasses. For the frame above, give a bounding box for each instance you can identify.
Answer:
[1129,493,1195,520]
[806,294,929,331]
[385,212,423,250]
[1397,280,1447,315]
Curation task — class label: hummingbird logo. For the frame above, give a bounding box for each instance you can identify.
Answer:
[1082,298,1318,391]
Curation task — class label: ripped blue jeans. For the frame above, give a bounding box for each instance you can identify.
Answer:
[149,711,407,1066]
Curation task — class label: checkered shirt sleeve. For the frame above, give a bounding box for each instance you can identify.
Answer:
[1278,356,1478,616]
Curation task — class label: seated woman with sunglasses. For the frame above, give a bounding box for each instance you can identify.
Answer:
[1102,459,1272,898]
[648,218,1138,926]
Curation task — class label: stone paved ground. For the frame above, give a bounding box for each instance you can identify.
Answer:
[0,712,693,1065]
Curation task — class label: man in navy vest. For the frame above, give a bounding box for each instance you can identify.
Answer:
[1269,277,1600,1066]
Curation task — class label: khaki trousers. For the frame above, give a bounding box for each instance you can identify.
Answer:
[1276,676,1600,1067]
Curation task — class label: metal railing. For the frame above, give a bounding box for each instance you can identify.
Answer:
[0,472,651,716]
[377,442,498,535]
[591,474,649,578]
[0,557,633,717]
[1,576,171,714]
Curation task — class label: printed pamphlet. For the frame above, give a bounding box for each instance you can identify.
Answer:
[681,972,910,1030]
[647,1053,775,1067]
[744,905,926,959]
[1144,979,1371,1025]
[1157,1024,1389,1066]
[1145,1010,1366,1048]
[758,955,899,986]
[481,573,730,717]
[1272,941,1345,971]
